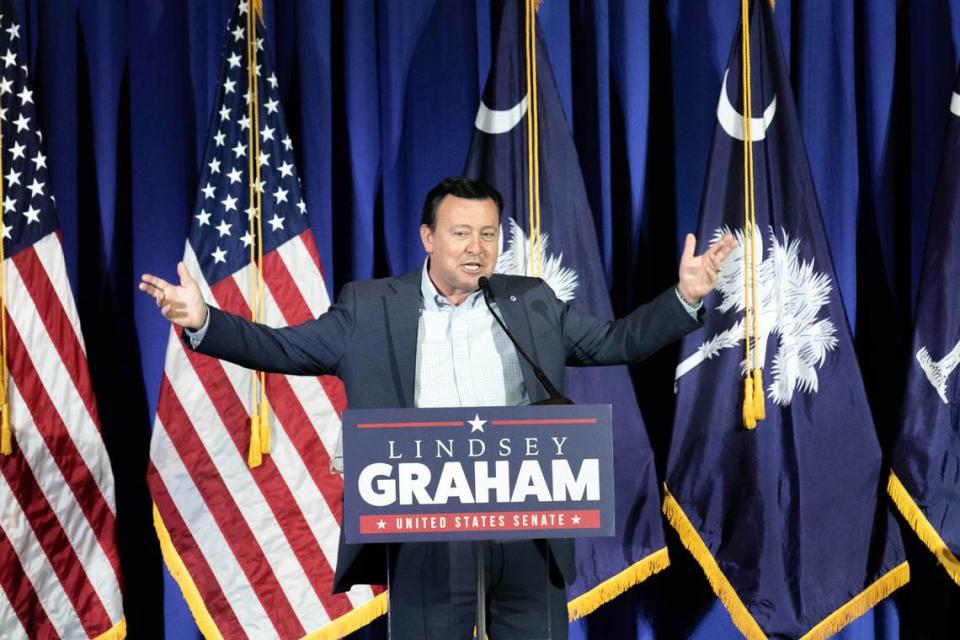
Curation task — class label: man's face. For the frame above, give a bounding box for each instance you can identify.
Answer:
[420,195,500,303]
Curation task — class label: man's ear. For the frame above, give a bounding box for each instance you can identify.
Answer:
[420,224,433,254]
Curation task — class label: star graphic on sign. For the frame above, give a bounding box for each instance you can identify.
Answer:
[278,160,293,178]
[222,194,238,212]
[201,182,216,199]
[2,49,16,67]
[211,246,227,264]
[23,204,40,224]
[215,219,232,237]
[571,515,581,525]
[195,209,211,227]
[214,130,226,147]
[376,519,386,530]
[227,167,242,184]
[227,52,241,69]
[27,178,44,198]
[10,140,25,160]
[13,113,29,132]
[467,414,487,433]
[3,194,16,213]
[31,151,46,170]
[267,214,284,231]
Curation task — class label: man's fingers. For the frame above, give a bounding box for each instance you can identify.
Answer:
[681,233,696,261]
[177,261,196,288]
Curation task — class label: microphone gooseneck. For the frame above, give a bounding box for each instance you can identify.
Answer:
[478,277,572,405]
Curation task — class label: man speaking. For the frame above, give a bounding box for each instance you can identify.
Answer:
[141,176,735,639]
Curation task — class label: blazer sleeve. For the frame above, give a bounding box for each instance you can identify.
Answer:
[558,285,702,366]
[185,281,358,376]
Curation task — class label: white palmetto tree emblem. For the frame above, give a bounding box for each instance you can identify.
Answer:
[916,340,960,404]
[675,224,838,405]
[496,217,579,302]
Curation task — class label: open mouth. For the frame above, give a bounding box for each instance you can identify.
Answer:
[461,262,483,274]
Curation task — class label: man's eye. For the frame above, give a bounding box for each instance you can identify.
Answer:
[482,232,496,240]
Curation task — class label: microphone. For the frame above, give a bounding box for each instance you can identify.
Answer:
[478,276,573,405]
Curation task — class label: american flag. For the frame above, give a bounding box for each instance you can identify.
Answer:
[0,6,126,640]
[146,2,382,638]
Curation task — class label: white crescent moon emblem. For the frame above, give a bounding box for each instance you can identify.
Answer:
[716,70,777,141]
[475,95,528,134]
[950,92,960,116]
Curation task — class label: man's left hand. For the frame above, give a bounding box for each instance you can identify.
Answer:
[677,232,737,303]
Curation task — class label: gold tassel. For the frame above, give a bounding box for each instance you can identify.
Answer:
[752,368,766,421]
[248,414,262,468]
[258,398,270,454]
[743,376,757,429]
[92,617,128,640]
[0,402,11,455]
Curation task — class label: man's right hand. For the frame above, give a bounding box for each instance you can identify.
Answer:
[139,262,208,330]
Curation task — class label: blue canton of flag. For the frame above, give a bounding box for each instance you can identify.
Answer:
[888,63,960,588]
[147,3,382,639]
[663,2,907,638]
[465,0,670,618]
[189,8,309,285]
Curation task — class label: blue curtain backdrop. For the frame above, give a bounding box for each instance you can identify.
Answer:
[13,0,959,637]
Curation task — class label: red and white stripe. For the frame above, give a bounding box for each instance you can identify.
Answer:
[0,232,125,639]
[148,231,379,639]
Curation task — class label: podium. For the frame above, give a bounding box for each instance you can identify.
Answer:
[342,404,615,639]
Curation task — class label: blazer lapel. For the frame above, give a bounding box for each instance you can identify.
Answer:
[384,271,422,407]
[488,275,545,403]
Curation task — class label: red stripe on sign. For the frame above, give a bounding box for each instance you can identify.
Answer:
[357,421,463,429]
[200,280,353,617]
[147,463,246,639]
[0,514,58,639]
[12,246,101,428]
[5,316,121,578]
[358,510,601,534]
[491,419,597,425]
[156,375,303,639]
[0,440,111,636]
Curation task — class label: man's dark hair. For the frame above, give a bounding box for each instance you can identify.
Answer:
[420,177,503,229]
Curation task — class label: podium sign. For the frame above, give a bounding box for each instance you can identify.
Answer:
[342,404,614,543]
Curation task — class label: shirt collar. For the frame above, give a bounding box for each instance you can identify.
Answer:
[420,258,484,311]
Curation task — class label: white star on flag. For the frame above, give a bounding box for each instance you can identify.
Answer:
[215,220,232,237]
[22,204,40,224]
[211,246,227,263]
[268,214,284,231]
[201,182,216,199]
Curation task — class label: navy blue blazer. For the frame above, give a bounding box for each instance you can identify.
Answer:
[191,270,701,592]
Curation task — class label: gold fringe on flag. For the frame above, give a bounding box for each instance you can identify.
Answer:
[888,470,960,586]
[663,485,909,640]
[566,547,670,621]
[153,504,225,640]
[92,617,128,640]
[304,593,389,640]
